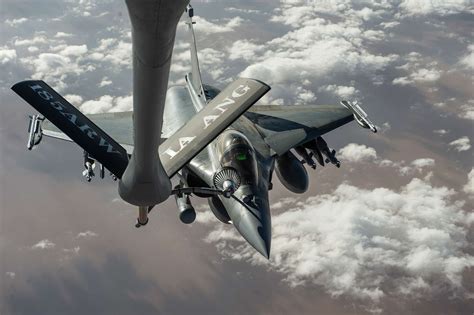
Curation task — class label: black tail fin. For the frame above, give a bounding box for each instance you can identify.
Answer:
[12,80,129,178]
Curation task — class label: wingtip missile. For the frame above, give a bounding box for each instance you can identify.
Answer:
[340,100,377,133]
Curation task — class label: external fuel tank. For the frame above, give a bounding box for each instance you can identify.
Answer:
[274,151,309,193]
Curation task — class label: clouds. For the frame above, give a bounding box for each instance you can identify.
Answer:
[4,17,27,27]
[31,239,56,250]
[399,0,474,16]
[227,40,264,61]
[393,68,441,86]
[20,52,87,91]
[320,85,358,99]
[459,102,474,120]
[338,143,378,163]
[230,1,406,103]
[59,44,88,57]
[64,94,84,106]
[2,1,473,314]
[464,168,474,196]
[337,144,437,176]
[449,136,471,152]
[80,94,132,114]
[13,35,48,47]
[392,52,442,86]
[240,20,397,81]
[459,44,474,70]
[0,47,17,64]
[99,77,112,87]
[410,158,435,169]
[204,176,474,303]
[76,230,98,239]
[87,38,131,68]
[193,16,243,34]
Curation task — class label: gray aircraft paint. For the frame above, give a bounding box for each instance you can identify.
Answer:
[118,0,189,206]
[22,3,372,258]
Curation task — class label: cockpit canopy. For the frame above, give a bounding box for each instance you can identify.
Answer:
[216,130,258,186]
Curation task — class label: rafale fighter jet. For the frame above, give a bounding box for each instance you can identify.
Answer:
[12,1,376,258]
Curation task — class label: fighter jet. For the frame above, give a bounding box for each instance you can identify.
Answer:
[12,1,377,259]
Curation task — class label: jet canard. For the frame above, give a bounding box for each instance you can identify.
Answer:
[12,2,376,258]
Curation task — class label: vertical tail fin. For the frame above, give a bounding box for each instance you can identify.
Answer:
[185,5,205,104]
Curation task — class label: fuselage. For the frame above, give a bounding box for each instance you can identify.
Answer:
[162,84,274,257]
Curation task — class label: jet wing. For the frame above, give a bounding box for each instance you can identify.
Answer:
[244,104,354,155]
[12,80,130,178]
[159,78,270,177]
[14,78,269,180]
[41,112,134,152]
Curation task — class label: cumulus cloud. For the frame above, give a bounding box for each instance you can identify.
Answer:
[227,40,264,61]
[19,50,91,91]
[380,21,400,29]
[80,94,132,114]
[393,68,441,86]
[99,77,112,87]
[449,137,471,152]
[59,44,88,57]
[76,230,98,239]
[0,47,17,64]
[433,129,449,135]
[240,21,397,85]
[338,143,377,163]
[64,94,83,106]
[464,168,474,196]
[5,17,27,27]
[205,177,474,303]
[54,32,73,38]
[338,144,435,176]
[14,35,48,46]
[31,239,55,250]
[87,38,131,67]
[380,158,436,175]
[410,158,435,169]
[320,85,358,99]
[459,44,474,69]
[399,0,474,16]
[459,101,474,121]
[27,46,39,53]
[80,95,114,114]
[193,16,243,34]
[194,209,217,225]
[233,1,399,103]
[393,52,443,87]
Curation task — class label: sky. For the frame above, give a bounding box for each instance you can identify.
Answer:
[1,0,474,314]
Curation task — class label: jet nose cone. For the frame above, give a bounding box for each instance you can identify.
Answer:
[237,209,271,259]
[223,194,271,259]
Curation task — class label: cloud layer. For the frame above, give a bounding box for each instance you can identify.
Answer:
[204,176,474,303]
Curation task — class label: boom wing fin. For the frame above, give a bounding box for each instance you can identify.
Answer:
[11,80,129,178]
[185,4,205,100]
[159,78,270,177]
